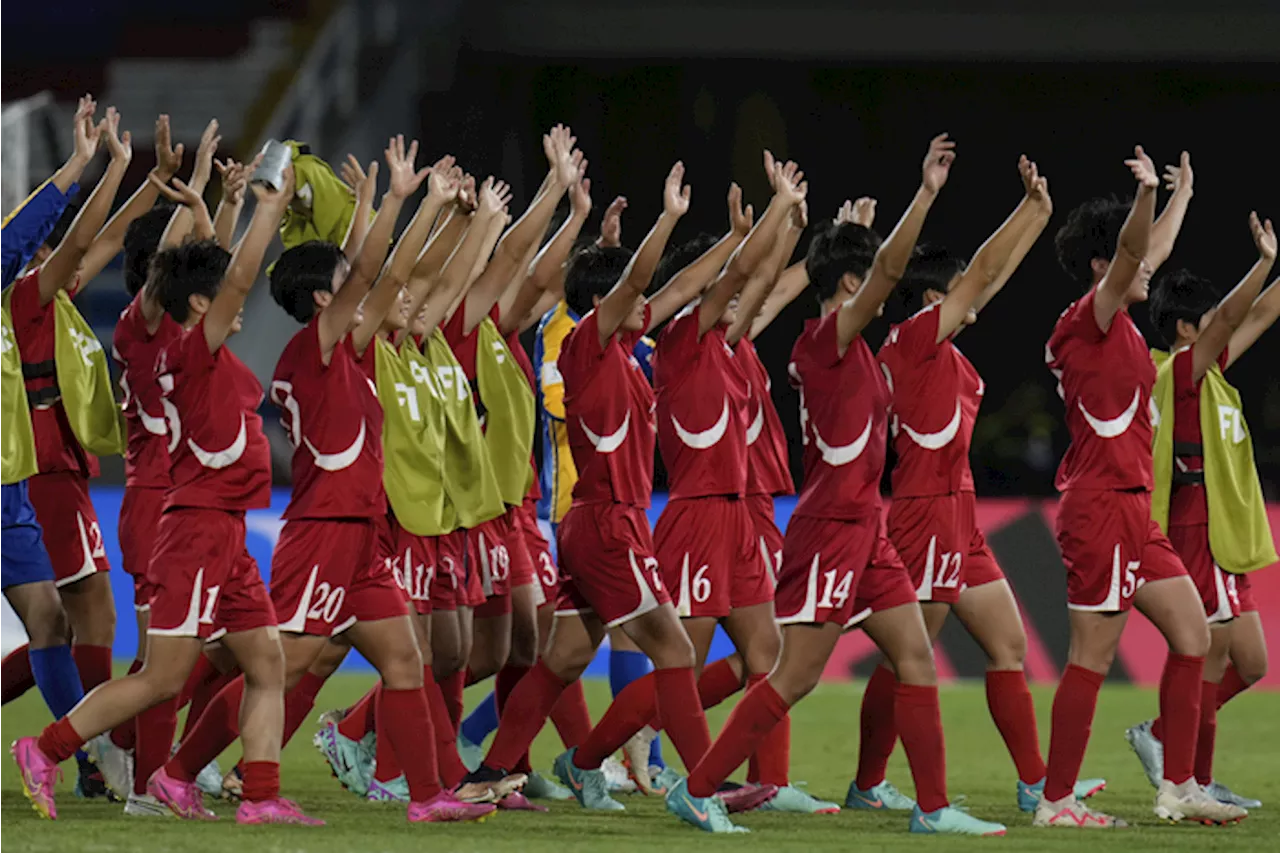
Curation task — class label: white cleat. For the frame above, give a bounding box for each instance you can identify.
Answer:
[124,791,172,817]
[195,759,223,797]
[1033,794,1128,828]
[1124,720,1163,789]
[1154,779,1248,825]
[602,756,637,794]
[623,727,658,795]
[87,734,135,800]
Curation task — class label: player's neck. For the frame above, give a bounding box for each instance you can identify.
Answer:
[819,296,841,317]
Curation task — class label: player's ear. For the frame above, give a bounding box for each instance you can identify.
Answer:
[592,294,602,308]
[1089,256,1110,284]
[839,271,861,297]
[314,290,333,310]
[189,292,211,316]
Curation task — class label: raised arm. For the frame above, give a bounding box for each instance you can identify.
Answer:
[1196,213,1276,378]
[204,164,294,353]
[419,180,509,334]
[733,201,807,344]
[1228,275,1280,368]
[664,181,756,335]
[1093,145,1159,333]
[211,158,249,250]
[595,162,689,344]
[340,154,378,262]
[49,95,98,195]
[499,156,584,333]
[157,120,221,250]
[463,126,575,333]
[505,175,593,337]
[836,133,954,351]
[1147,151,1194,271]
[936,156,1050,341]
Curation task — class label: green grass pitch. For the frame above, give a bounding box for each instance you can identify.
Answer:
[3,674,1277,851]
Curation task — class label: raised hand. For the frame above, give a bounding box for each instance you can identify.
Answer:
[457,173,479,213]
[771,160,806,207]
[792,199,809,230]
[763,150,779,190]
[251,157,293,208]
[478,177,513,218]
[191,119,221,188]
[426,154,460,203]
[852,197,877,227]
[341,154,378,204]
[598,195,626,247]
[215,158,250,205]
[728,182,754,235]
[148,174,205,209]
[154,114,184,179]
[1163,151,1193,195]
[72,95,100,163]
[922,133,956,195]
[1019,155,1052,215]
[385,135,430,199]
[1125,145,1159,189]
[570,175,592,218]
[100,107,132,165]
[1251,211,1277,261]
[549,125,581,188]
[835,200,855,225]
[663,162,691,217]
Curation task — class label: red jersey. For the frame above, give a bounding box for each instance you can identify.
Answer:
[878,302,981,498]
[156,320,271,511]
[271,319,386,520]
[113,294,182,488]
[1046,289,1155,493]
[654,305,750,500]
[736,338,793,497]
[7,270,99,478]
[1167,346,1229,527]
[789,312,890,520]
[559,306,655,507]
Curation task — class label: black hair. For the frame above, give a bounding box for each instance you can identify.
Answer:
[894,244,966,319]
[652,233,720,291]
[121,203,178,296]
[1149,268,1223,348]
[151,239,231,324]
[269,241,347,323]
[564,244,634,318]
[804,222,882,303]
[1054,196,1129,287]
[43,205,79,251]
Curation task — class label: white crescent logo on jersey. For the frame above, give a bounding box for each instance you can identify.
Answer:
[813,416,873,466]
[139,405,167,436]
[1149,396,1161,428]
[189,413,248,469]
[1078,387,1141,439]
[161,398,181,453]
[745,402,765,446]
[671,397,730,450]
[900,399,962,451]
[581,411,630,454]
[304,419,366,472]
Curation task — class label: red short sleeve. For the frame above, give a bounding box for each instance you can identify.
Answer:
[1061,289,1106,344]
[810,311,844,368]
[893,303,942,362]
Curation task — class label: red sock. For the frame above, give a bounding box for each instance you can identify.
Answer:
[38,716,86,763]
[1151,716,1165,742]
[1160,653,1204,785]
[337,684,380,741]
[484,661,567,772]
[655,667,712,770]
[495,664,534,772]
[180,663,236,741]
[549,679,592,749]
[442,670,466,732]
[1217,664,1250,710]
[374,696,403,784]
[855,665,897,790]
[985,669,1046,784]
[241,761,279,802]
[167,677,245,783]
[464,666,479,687]
[2,644,35,704]
[1044,664,1104,802]
[1194,680,1218,786]
[687,678,789,798]
[574,672,656,770]
[745,673,790,786]
[109,659,146,751]
[381,687,441,800]
[699,658,746,710]
[896,683,948,813]
[280,671,326,749]
[134,698,178,795]
[72,644,113,691]
[427,677,468,787]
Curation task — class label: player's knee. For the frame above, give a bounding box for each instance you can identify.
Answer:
[892,642,937,686]
[544,638,595,683]
[241,644,286,691]
[24,597,71,648]
[1235,651,1267,685]
[508,618,539,668]
[986,630,1027,670]
[769,665,820,706]
[742,636,780,678]
[647,628,696,670]
[379,646,425,691]
[1170,619,1210,658]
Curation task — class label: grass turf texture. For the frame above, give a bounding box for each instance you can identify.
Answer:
[3,675,1277,851]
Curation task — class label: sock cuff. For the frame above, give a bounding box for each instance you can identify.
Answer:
[1166,653,1206,669]
[894,682,940,706]
[984,669,1027,686]
[750,677,791,719]
[534,659,573,688]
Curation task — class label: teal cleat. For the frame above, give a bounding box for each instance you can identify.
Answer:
[759,783,841,814]
[456,732,484,773]
[845,779,916,811]
[367,776,409,802]
[1018,776,1107,812]
[652,766,682,796]
[665,778,747,833]
[1124,720,1163,789]
[524,770,573,801]
[313,722,373,796]
[553,748,625,811]
[910,803,1007,836]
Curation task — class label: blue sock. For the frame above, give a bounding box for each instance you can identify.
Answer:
[459,690,499,746]
[609,649,665,769]
[29,645,84,719]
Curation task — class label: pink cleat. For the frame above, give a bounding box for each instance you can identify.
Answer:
[721,783,780,814]
[498,791,549,812]
[148,767,218,820]
[11,737,61,820]
[408,791,498,823]
[236,798,325,826]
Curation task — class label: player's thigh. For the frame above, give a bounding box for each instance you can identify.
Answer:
[1133,574,1210,658]
[543,610,606,682]
[278,631,331,689]
[1227,610,1268,684]
[139,634,208,699]
[619,603,695,670]
[469,610,512,678]
[919,600,951,644]
[1205,622,1233,683]
[723,601,781,676]
[309,638,351,681]
[57,571,117,644]
[681,616,719,673]
[862,602,936,686]
[346,615,424,689]
[4,580,70,648]
[431,609,464,678]
[1065,608,1128,674]
[222,626,286,689]
[610,627,642,653]
[509,583,541,665]
[952,579,1028,670]
[769,621,843,705]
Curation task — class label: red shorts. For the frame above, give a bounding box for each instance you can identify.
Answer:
[775,514,917,629]
[391,524,437,617]
[1167,524,1242,624]
[506,507,537,592]
[273,518,408,634]
[747,494,784,588]
[888,491,1006,605]
[148,508,275,639]
[430,532,464,612]
[656,497,772,619]
[470,514,513,616]
[1236,573,1257,613]
[119,485,165,608]
[555,503,670,628]
[516,500,558,607]
[26,471,110,588]
[1056,489,1188,613]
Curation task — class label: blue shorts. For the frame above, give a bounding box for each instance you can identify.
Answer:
[2,481,56,590]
